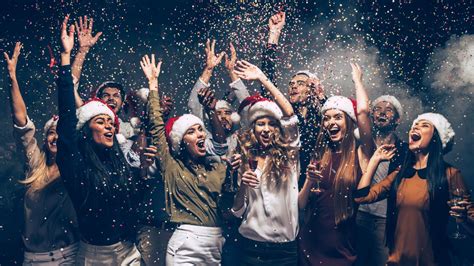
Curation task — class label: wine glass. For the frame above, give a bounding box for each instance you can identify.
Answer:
[309,152,323,193]
[449,188,467,239]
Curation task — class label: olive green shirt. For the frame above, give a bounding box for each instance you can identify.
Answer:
[147,90,227,227]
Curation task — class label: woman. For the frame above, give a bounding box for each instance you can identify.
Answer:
[5,42,79,265]
[56,16,142,264]
[297,63,375,265]
[141,53,238,265]
[355,112,471,265]
[230,60,300,265]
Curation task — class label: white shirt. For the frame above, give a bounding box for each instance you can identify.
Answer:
[232,115,300,243]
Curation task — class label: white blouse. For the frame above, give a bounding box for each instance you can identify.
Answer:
[232,115,300,243]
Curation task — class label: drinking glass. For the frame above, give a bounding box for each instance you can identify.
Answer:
[449,188,467,239]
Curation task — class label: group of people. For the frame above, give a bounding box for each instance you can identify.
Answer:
[4,11,473,266]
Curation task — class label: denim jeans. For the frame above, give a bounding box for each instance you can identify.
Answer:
[240,237,297,266]
[355,211,389,266]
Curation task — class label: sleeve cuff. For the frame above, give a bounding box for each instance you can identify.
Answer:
[13,116,34,131]
[231,201,247,218]
[354,186,370,198]
[229,78,242,88]
[198,78,211,88]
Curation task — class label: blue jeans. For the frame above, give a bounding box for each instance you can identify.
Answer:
[355,211,389,266]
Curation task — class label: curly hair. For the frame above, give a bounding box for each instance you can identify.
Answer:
[237,118,298,190]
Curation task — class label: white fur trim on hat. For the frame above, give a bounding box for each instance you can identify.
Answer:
[248,100,283,124]
[43,116,59,135]
[294,70,318,80]
[168,114,205,154]
[215,100,241,125]
[76,100,116,130]
[321,96,356,121]
[412,112,455,150]
[373,95,403,119]
[136,88,150,103]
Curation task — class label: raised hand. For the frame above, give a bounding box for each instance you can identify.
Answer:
[372,144,396,162]
[141,145,157,169]
[161,95,174,118]
[224,42,237,72]
[205,39,225,70]
[307,77,325,102]
[268,11,286,32]
[197,87,217,111]
[3,42,22,77]
[60,15,75,54]
[75,15,102,52]
[350,62,363,84]
[140,54,162,82]
[234,60,265,81]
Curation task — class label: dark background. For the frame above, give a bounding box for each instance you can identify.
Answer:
[0,0,472,264]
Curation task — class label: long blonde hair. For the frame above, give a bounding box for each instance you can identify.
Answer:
[237,118,298,189]
[19,142,57,191]
[315,113,358,225]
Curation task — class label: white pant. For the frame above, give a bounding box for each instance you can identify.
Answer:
[76,240,141,266]
[166,224,225,266]
[23,243,79,266]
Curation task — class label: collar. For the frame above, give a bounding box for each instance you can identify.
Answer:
[404,167,427,179]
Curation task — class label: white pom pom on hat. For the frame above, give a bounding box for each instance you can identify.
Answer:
[373,95,403,119]
[412,112,455,150]
[165,114,205,156]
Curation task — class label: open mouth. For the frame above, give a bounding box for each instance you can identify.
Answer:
[410,132,421,142]
[377,117,388,123]
[107,102,117,110]
[50,141,57,146]
[260,134,271,143]
[104,132,114,140]
[196,139,205,149]
[329,127,340,137]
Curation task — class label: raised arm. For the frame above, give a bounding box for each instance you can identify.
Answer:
[188,39,225,118]
[357,144,396,189]
[71,15,102,108]
[259,11,285,98]
[351,62,375,169]
[235,60,294,117]
[224,42,250,104]
[4,42,27,127]
[197,87,226,143]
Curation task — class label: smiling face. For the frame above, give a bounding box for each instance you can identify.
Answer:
[45,126,58,155]
[182,124,207,159]
[288,74,312,104]
[372,101,399,131]
[323,109,348,143]
[88,114,116,149]
[216,108,233,132]
[99,87,123,113]
[254,116,278,148]
[409,119,435,152]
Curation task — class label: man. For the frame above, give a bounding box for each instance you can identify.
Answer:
[355,95,408,266]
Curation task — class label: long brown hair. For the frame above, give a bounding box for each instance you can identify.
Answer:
[20,140,58,191]
[315,113,358,225]
[238,117,298,189]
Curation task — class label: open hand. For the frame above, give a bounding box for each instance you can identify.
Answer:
[234,60,264,81]
[205,39,225,70]
[224,42,237,72]
[3,42,22,76]
[75,15,102,51]
[60,15,75,54]
[350,62,363,84]
[140,54,162,82]
[373,144,396,162]
[197,87,217,110]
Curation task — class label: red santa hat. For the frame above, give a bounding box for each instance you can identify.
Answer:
[321,96,357,121]
[43,115,59,135]
[238,94,283,124]
[76,98,118,131]
[412,112,455,151]
[215,100,241,124]
[165,114,205,155]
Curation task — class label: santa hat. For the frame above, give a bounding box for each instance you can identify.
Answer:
[373,95,403,119]
[294,70,319,80]
[91,81,125,99]
[43,115,59,135]
[76,98,118,131]
[239,94,283,124]
[165,114,205,155]
[215,100,241,124]
[321,96,357,121]
[412,113,455,150]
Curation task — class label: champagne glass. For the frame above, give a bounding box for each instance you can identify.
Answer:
[248,148,260,189]
[309,152,322,193]
[449,188,467,239]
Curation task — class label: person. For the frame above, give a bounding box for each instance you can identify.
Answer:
[230,60,300,265]
[297,63,375,266]
[5,41,79,265]
[355,95,408,266]
[142,53,239,265]
[56,16,142,265]
[355,112,472,266]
